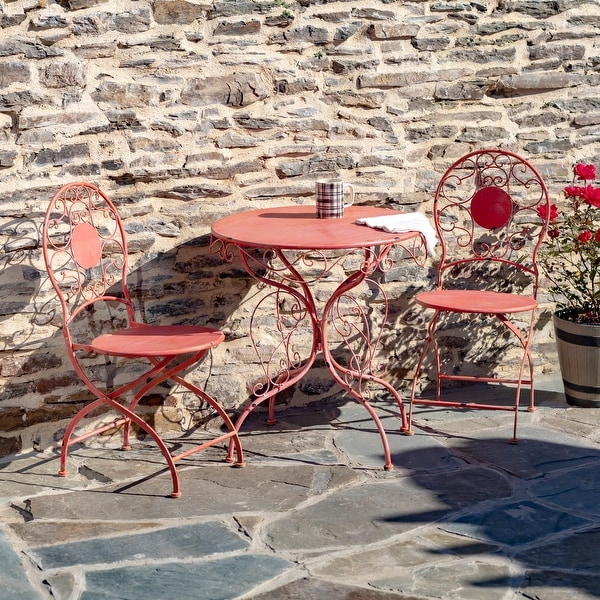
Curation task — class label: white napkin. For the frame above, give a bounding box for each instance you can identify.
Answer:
[355,212,438,255]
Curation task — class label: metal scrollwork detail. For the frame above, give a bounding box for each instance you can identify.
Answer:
[44,184,128,316]
[250,288,313,397]
[437,150,546,271]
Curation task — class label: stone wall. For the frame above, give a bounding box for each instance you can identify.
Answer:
[1,0,599,455]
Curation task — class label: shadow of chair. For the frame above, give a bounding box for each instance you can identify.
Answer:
[42,182,244,497]
[409,149,551,442]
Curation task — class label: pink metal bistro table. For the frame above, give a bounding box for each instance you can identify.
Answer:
[211,205,425,470]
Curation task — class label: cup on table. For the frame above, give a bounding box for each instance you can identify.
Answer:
[315,179,354,218]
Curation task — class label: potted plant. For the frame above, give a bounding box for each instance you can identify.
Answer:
[539,162,600,407]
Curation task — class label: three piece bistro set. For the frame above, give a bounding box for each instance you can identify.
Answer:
[42,149,550,497]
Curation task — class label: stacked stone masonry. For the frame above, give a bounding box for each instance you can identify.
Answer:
[0,0,599,454]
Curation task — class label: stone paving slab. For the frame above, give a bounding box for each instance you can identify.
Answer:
[0,527,44,600]
[2,379,600,599]
[249,578,421,599]
[264,465,513,553]
[312,529,502,581]
[515,526,600,572]
[17,463,361,521]
[27,521,248,569]
[518,569,600,599]
[0,451,101,503]
[370,557,519,600]
[441,500,592,546]
[528,462,600,515]
[53,555,292,600]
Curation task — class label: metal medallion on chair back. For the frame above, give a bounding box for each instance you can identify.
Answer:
[409,149,550,442]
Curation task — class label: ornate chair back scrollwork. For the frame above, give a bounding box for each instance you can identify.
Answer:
[43,182,244,498]
[409,149,551,442]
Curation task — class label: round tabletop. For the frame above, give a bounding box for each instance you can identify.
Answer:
[211,205,419,251]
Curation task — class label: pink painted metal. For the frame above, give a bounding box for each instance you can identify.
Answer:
[43,182,244,498]
[409,149,551,443]
[211,205,426,470]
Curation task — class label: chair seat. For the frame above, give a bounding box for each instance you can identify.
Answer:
[416,289,538,314]
[92,325,225,357]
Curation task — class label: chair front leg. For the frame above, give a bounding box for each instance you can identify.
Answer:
[409,310,440,428]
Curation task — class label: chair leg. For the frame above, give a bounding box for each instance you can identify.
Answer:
[169,373,246,467]
[499,312,537,441]
[409,311,439,429]
[527,348,536,412]
[58,398,108,477]
[58,397,182,497]
[510,375,521,444]
[115,405,182,497]
[195,387,245,468]
[121,418,132,450]
[121,353,245,468]
[62,350,245,496]
[225,396,267,463]
[350,390,395,470]
[376,377,412,435]
[409,335,433,431]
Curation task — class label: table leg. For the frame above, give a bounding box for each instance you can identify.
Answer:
[320,248,411,470]
[225,245,411,468]
[225,250,320,461]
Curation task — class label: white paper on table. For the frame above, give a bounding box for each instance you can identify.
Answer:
[355,212,438,255]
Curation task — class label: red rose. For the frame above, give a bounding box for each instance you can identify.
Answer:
[579,230,592,243]
[549,228,560,239]
[574,163,596,181]
[595,229,600,242]
[537,203,559,221]
[583,185,600,208]
[564,185,586,198]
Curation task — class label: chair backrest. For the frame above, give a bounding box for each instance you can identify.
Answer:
[432,149,550,295]
[43,182,135,330]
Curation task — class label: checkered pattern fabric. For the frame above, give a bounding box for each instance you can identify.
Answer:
[316,180,353,218]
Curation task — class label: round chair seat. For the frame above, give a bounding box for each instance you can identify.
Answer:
[92,325,225,357]
[416,289,538,314]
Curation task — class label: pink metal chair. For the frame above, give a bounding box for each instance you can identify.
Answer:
[409,149,550,442]
[43,182,244,497]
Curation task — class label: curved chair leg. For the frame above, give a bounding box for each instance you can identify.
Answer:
[112,403,182,497]
[498,313,539,443]
[225,390,278,463]
[408,337,431,430]
[58,397,182,497]
[122,353,245,467]
[409,311,439,430]
[527,350,536,412]
[376,377,412,435]
[58,398,111,477]
[353,390,395,470]
[174,376,246,467]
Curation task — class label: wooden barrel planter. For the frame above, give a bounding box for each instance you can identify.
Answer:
[553,310,600,408]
